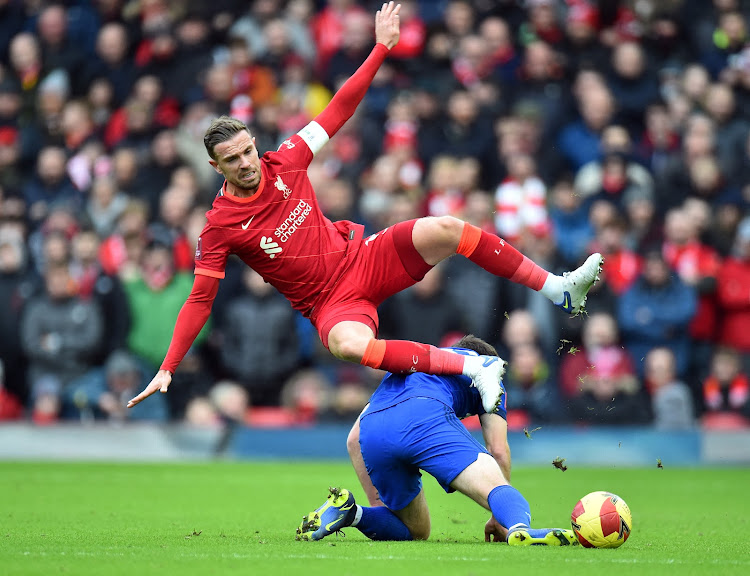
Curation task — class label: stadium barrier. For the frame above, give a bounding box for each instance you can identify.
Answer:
[1,423,749,465]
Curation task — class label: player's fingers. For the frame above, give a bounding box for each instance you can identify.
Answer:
[485,532,490,542]
[126,389,149,408]
[159,382,170,393]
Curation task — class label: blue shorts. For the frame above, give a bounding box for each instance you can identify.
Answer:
[359,397,490,511]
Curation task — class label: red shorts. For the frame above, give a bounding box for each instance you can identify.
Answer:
[311,219,432,348]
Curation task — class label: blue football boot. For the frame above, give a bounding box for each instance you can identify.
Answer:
[296,487,357,541]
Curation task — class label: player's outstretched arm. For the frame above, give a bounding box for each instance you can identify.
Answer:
[127,274,220,408]
[311,3,400,142]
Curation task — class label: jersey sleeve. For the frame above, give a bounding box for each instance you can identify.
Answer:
[194,221,229,279]
[266,132,316,170]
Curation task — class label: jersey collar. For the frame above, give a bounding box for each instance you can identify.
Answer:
[220,172,266,203]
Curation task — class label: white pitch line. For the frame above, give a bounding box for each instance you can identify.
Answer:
[12,550,750,567]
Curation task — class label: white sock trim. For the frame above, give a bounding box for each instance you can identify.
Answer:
[507,522,529,533]
[350,504,363,527]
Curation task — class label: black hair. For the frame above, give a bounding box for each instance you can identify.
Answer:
[452,334,498,357]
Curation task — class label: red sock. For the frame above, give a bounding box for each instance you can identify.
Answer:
[456,223,548,291]
[361,339,465,375]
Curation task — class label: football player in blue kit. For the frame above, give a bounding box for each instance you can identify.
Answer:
[296,335,577,545]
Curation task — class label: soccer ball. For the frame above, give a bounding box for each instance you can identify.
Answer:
[571,491,632,548]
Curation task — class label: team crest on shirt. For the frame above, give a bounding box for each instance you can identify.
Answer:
[275,175,293,199]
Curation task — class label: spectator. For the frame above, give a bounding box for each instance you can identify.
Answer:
[716,217,750,359]
[8,32,44,123]
[310,0,368,76]
[494,154,547,245]
[701,347,750,428]
[562,1,606,76]
[504,342,560,425]
[591,216,642,296]
[0,359,23,420]
[645,347,695,430]
[70,227,130,361]
[564,312,648,426]
[64,349,166,422]
[617,247,697,378]
[657,113,717,213]
[23,146,80,228]
[88,22,137,106]
[662,207,722,387]
[703,82,749,187]
[217,268,300,407]
[86,176,128,238]
[511,41,567,141]
[548,178,594,268]
[606,41,660,132]
[380,264,467,347]
[36,3,88,96]
[385,0,425,62]
[622,185,662,254]
[557,84,616,171]
[122,227,209,371]
[20,261,104,423]
[574,125,655,210]
[0,226,36,405]
[559,311,637,397]
[639,102,680,177]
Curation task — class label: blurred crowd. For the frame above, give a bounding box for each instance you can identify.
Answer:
[0,0,749,430]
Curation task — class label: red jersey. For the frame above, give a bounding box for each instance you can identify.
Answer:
[194,133,364,317]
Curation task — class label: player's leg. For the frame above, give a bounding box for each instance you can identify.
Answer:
[450,454,577,546]
[347,415,383,507]
[298,405,424,541]
[411,216,603,315]
[327,320,505,414]
[347,415,430,538]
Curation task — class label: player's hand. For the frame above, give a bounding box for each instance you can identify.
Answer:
[127,369,172,408]
[484,515,508,543]
[375,2,400,50]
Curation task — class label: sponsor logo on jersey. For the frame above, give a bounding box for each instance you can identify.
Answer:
[260,236,283,258]
[275,199,312,243]
[279,139,295,150]
[275,175,292,199]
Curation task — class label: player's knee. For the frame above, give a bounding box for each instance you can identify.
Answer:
[328,333,368,363]
[409,521,431,541]
[433,215,464,243]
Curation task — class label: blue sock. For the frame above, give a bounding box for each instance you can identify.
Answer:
[352,506,413,541]
[487,485,532,533]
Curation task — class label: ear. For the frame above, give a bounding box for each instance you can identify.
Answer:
[208,159,222,175]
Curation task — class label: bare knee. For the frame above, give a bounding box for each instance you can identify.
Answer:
[410,522,431,541]
[413,216,466,265]
[328,331,371,363]
[435,215,465,238]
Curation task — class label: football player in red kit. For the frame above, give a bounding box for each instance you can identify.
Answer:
[127,2,602,414]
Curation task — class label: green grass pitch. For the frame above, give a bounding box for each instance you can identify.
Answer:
[1,461,748,576]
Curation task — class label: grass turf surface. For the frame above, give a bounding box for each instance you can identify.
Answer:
[0,462,747,576]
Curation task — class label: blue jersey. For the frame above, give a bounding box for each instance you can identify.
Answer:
[365,348,507,420]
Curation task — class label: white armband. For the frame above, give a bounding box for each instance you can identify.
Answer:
[298,121,330,156]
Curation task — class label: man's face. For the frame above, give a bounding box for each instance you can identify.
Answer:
[210,131,262,192]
